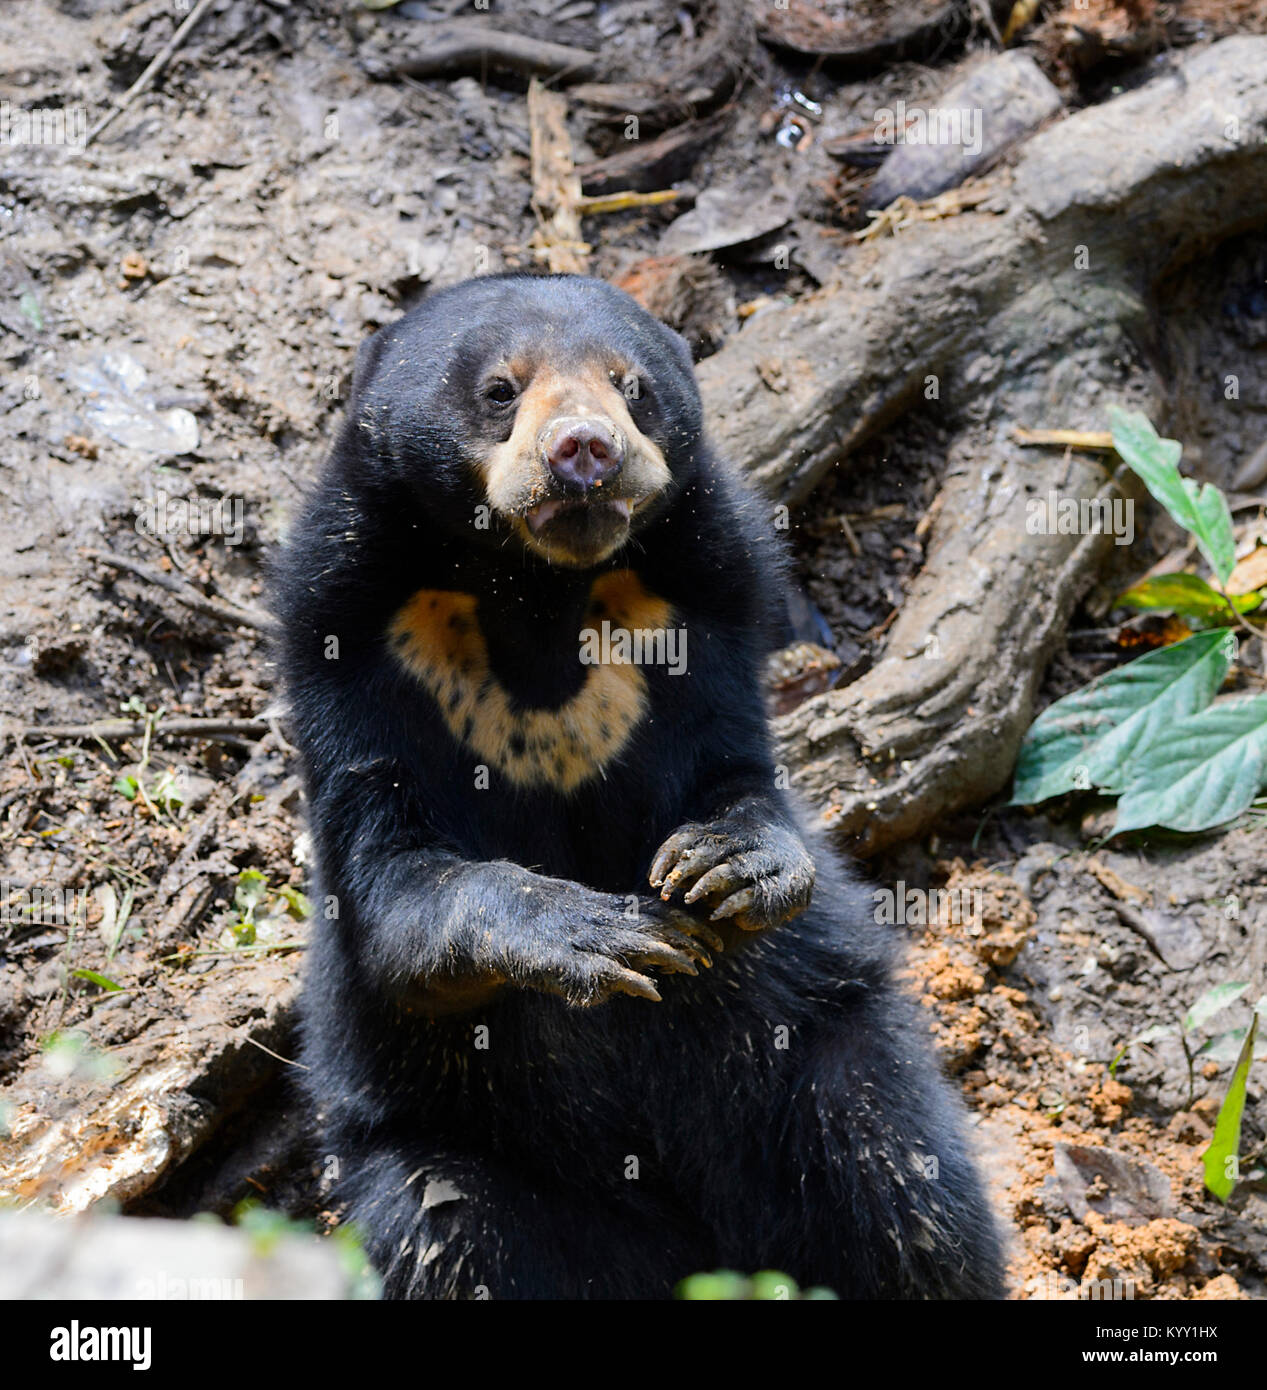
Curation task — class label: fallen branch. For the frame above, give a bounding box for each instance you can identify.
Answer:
[577,110,733,194]
[86,0,217,146]
[0,964,298,1212]
[700,39,1267,504]
[1014,427,1115,450]
[17,718,269,744]
[362,20,598,84]
[694,37,1267,855]
[86,550,273,633]
[573,190,681,216]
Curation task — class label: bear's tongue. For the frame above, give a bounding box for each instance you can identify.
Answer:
[526,498,632,534]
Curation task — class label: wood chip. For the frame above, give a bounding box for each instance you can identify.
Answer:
[527,80,588,273]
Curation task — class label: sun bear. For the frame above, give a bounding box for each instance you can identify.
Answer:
[275,273,1004,1299]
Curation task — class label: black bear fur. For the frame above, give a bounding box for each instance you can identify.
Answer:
[275,273,1004,1300]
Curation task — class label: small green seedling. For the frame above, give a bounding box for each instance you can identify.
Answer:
[1111,983,1265,1202]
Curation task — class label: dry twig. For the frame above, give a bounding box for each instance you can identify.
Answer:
[86,550,273,633]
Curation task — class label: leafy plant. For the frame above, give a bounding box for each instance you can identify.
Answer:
[1109,409,1237,589]
[1110,983,1265,1201]
[229,1202,381,1298]
[1118,573,1262,621]
[1011,411,1267,834]
[274,883,313,920]
[113,774,140,801]
[69,967,124,993]
[677,1269,837,1300]
[218,869,311,951]
[39,1030,119,1082]
[330,1223,382,1301]
[1204,1014,1260,1203]
[232,1199,314,1254]
[230,868,269,946]
[1113,981,1252,1097]
[111,700,190,820]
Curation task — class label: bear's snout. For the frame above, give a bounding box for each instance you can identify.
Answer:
[542,417,625,494]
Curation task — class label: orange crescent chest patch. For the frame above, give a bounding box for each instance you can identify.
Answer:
[389,570,672,793]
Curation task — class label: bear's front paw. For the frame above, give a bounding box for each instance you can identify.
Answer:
[524,889,721,1007]
[648,805,815,932]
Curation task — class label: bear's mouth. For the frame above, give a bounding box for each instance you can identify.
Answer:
[524,496,633,535]
[520,495,635,566]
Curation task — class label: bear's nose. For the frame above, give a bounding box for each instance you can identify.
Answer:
[543,418,624,493]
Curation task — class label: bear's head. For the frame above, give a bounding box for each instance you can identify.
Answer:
[344,274,703,568]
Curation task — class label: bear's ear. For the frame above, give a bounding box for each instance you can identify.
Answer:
[345,325,393,407]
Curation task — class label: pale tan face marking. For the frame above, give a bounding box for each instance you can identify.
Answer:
[389,571,672,793]
[477,360,672,567]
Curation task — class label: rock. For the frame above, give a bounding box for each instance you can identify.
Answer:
[0,964,298,1212]
[865,52,1063,209]
[0,1208,362,1299]
[659,185,793,257]
[1194,1272,1249,1300]
[757,0,965,67]
[67,351,199,458]
[1053,1143,1172,1225]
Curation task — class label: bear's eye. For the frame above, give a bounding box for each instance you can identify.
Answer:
[609,368,648,403]
[484,378,518,407]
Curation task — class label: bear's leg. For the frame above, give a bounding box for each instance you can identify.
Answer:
[716,995,1005,1299]
[337,1140,713,1300]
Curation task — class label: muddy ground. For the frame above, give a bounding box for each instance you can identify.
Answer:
[1,0,1265,1299]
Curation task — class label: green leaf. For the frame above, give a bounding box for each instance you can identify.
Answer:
[1197,1029,1250,1066]
[233,868,268,918]
[1184,981,1251,1033]
[749,1271,799,1300]
[1116,573,1261,620]
[1114,695,1267,834]
[19,290,43,332]
[70,967,123,993]
[1109,408,1236,584]
[276,884,313,920]
[1110,1021,1177,1076]
[151,769,185,810]
[676,1271,749,1301]
[1010,629,1234,804]
[1203,1013,1258,1203]
[113,775,139,801]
